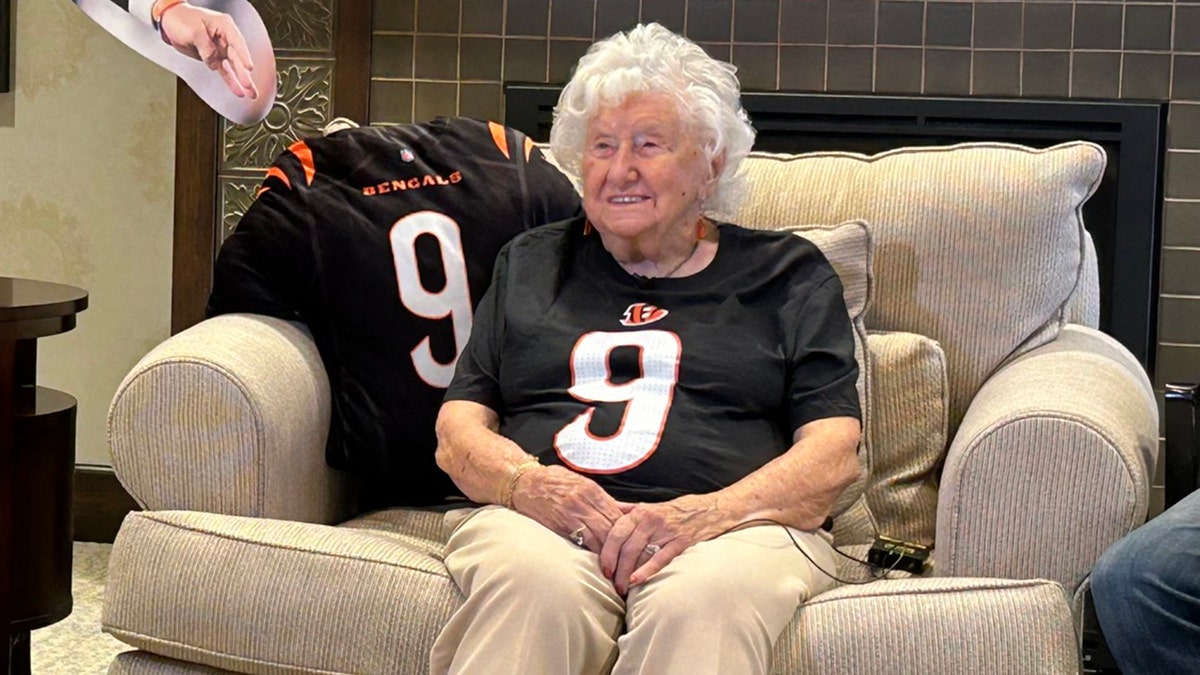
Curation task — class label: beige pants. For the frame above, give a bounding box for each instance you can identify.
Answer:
[429,505,839,675]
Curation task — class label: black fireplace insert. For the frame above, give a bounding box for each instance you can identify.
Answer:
[504,85,1167,373]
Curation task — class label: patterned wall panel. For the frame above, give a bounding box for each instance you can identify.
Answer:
[221,62,335,170]
[216,0,338,247]
[219,177,260,242]
[256,0,335,52]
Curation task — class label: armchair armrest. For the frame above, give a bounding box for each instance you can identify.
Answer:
[935,324,1157,594]
[108,313,355,524]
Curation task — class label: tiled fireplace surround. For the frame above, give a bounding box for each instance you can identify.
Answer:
[368,0,1200,511]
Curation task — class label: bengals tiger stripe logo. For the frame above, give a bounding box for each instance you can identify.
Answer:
[620,303,668,326]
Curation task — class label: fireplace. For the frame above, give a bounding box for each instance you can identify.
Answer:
[505,86,1168,373]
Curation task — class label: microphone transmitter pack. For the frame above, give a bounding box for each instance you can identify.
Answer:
[868,536,931,575]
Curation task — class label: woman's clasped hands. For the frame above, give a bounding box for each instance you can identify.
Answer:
[603,494,732,595]
[512,466,729,596]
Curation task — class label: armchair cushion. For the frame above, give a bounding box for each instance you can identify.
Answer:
[104,511,1077,675]
[775,577,1078,674]
[735,142,1106,433]
[104,510,457,675]
[835,330,947,552]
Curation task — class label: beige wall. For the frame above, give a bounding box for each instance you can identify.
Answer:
[0,0,175,466]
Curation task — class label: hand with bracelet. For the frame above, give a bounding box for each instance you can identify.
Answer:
[508,462,625,553]
[152,0,258,99]
[435,403,626,554]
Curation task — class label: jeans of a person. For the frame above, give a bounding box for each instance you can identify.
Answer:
[1090,489,1200,674]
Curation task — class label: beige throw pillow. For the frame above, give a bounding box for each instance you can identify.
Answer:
[735,142,1105,434]
[832,330,949,570]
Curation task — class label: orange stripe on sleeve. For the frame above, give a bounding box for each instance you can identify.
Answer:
[488,121,511,160]
[288,140,317,186]
[264,166,292,190]
[524,136,535,162]
[255,186,271,198]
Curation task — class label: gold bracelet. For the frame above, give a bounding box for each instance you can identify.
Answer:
[499,458,541,509]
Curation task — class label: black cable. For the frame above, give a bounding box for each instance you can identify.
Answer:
[719,518,904,586]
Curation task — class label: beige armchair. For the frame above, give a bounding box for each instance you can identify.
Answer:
[101,141,1157,674]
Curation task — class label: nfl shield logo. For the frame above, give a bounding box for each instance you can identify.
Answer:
[400,148,415,162]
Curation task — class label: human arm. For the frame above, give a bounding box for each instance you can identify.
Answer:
[153,0,258,99]
[600,417,861,594]
[434,401,627,551]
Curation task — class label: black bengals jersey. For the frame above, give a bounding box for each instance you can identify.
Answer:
[446,217,861,503]
[207,117,582,507]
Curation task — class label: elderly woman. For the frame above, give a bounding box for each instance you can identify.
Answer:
[432,24,862,675]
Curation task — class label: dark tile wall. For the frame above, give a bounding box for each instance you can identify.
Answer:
[370,0,1200,514]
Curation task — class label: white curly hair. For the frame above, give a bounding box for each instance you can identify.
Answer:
[548,23,757,220]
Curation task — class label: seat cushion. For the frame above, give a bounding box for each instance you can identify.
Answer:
[106,511,1078,674]
[774,577,1078,674]
[735,142,1106,435]
[103,510,457,675]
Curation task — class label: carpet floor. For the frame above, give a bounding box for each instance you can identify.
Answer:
[30,542,129,674]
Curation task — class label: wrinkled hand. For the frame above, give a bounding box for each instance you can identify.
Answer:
[160,4,258,99]
[511,465,626,553]
[600,494,729,595]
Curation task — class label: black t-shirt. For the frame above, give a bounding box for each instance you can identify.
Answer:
[446,216,862,503]
[206,117,582,507]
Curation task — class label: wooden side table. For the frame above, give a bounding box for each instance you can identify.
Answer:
[1,278,87,675]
